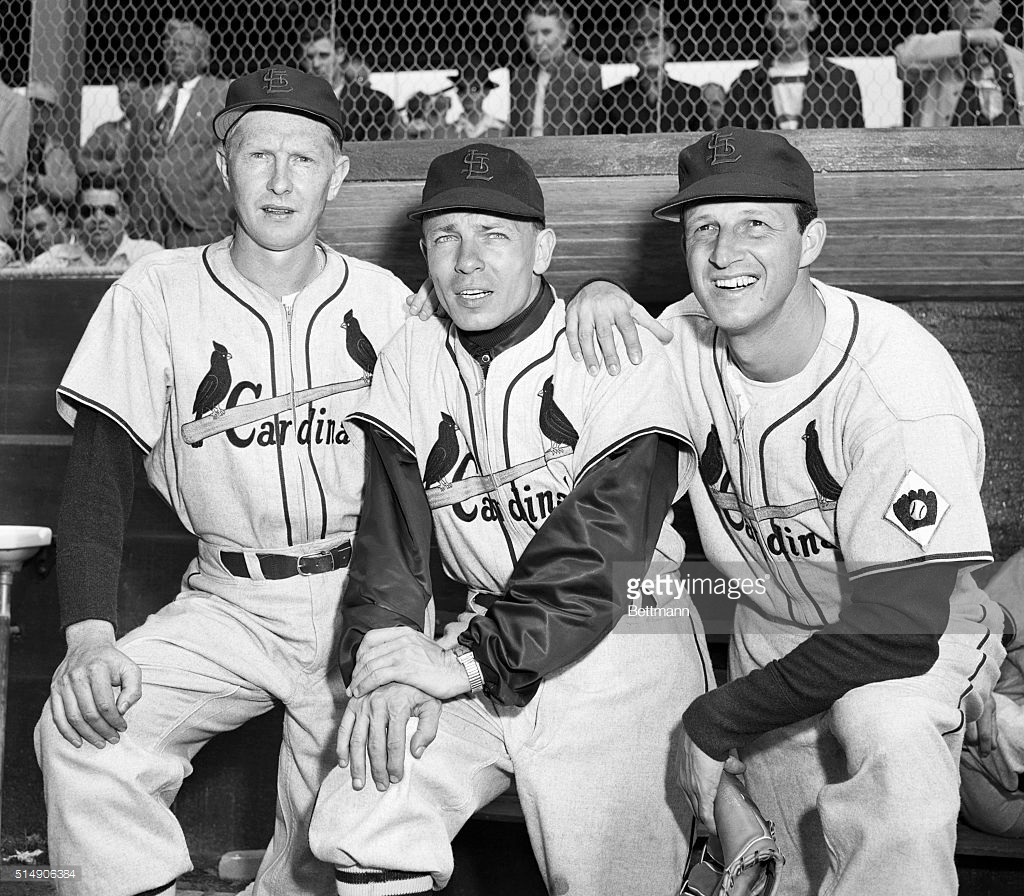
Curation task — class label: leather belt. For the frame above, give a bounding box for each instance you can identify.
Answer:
[221,541,352,580]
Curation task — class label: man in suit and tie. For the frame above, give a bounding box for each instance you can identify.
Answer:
[131,18,232,247]
[509,1,602,136]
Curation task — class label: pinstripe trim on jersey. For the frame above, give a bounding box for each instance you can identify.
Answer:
[501,329,562,538]
[756,295,860,501]
[756,296,859,626]
[940,634,990,737]
[689,612,712,696]
[445,335,480,459]
[203,247,293,545]
[578,427,695,481]
[56,388,153,453]
[849,551,995,580]
[502,329,561,469]
[347,412,415,457]
[304,257,350,540]
[445,333,520,568]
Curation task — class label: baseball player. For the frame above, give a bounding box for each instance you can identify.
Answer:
[307,144,715,896]
[33,67,414,896]
[563,128,1008,895]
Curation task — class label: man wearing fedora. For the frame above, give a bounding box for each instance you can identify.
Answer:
[565,127,1008,895]
[307,143,714,896]
[35,66,414,896]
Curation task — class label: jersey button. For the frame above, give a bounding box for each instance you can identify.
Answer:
[481,353,491,363]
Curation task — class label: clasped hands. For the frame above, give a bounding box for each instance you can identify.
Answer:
[337,617,476,792]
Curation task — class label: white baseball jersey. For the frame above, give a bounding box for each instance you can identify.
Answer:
[350,296,697,596]
[57,238,410,550]
[661,278,996,628]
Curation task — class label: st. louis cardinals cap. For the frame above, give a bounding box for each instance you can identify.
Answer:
[652,128,815,222]
[213,65,346,145]
[408,144,545,225]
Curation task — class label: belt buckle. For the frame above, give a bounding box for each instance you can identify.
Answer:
[298,549,334,576]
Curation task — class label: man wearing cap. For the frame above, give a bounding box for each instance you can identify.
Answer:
[307,143,713,896]
[35,66,414,896]
[565,128,1006,894]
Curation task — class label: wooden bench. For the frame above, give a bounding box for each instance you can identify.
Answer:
[1,128,1022,864]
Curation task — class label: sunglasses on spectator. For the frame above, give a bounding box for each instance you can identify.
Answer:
[79,204,119,219]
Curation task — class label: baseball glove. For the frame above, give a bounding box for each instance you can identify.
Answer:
[679,771,783,896]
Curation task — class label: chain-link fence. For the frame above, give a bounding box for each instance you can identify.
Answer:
[1,1,1021,268]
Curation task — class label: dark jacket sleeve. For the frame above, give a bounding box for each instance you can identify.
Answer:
[458,434,680,706]
[683,563,960,760]
[339,425,434,684]
[57,405,143,631]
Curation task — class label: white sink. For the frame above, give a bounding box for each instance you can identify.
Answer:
[0,525,53,565]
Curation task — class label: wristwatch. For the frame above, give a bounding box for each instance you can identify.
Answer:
[451,644,485,695]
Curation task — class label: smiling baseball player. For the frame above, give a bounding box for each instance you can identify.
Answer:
[308,144,715,896]
[565,128,1008,895]
[34,67,414,896]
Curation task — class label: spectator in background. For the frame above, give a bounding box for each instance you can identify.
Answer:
[701,82,728,130]
[724,0,864,129]
[396,90,454,139]
[20,81,78,215]
[590,5,706,134]
[131,18,231,248]
[451,59,509,139]
[31,177,162,271]
[299,22,396,141]
[78,78,140,188]
[17,198,66,263]
[509,1,602,136]
[0,50,29,240]
[896,1,1023,126]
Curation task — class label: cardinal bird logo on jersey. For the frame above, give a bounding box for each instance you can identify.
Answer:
[190,341,233,448]
[538,376,578,454]
[342,310,377,382]
[698,424,732,493]
[802,419,842,510]
[423,412,461,490]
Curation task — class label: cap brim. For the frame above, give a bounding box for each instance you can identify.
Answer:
[408,186,544,223]
[213,104,345,145]
[651,172,813,222]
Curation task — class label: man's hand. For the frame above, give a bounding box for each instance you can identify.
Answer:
[677,727,745,834]
[49,620,142,749]
[405,278,447,321]
[337,683,442,791]
[965,691,998,758]
[348,627,470,700]
[565,280,673,376]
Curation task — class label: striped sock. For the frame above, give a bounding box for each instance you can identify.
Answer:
[334,867,433,896]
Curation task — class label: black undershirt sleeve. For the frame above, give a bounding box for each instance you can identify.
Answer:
[339,425,435,684]
[57,405,142,631]
[683,563,959,760]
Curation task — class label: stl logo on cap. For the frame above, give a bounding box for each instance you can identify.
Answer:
[462,149,494,182]
[263,68,293,94]
[706,131,742,167]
